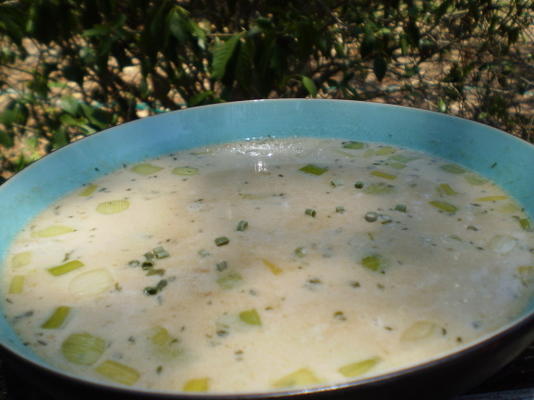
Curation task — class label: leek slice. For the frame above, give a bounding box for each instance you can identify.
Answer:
[401,321,438,342]
[95,360,140,386]
[475,195,507,202]
[69,269,114,296]
[130,163,163,175]
[440,164,465,174]
[11,251,32,268]
[239,309,262,326]
[370,170,397,180]
[8,275,25,294]
[32,225,75,238]
[299,164,328,175]
[338,357,381,377]
[436,183,458,196]
[428,200,458,214]
[48,260,84,276]
[79,184,98,197]
[363,182,394,195]
[342,141,365,150]
[183,377,210,392]
[216,271,243,289]
[172,166,199,176]
[262,259,283,275]
[41,306,71,329]
[96,199,130,215]
[61,333,105,365]
[272,368,320,388]
[149,326,183,358]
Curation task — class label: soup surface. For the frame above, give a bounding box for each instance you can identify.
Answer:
[2,137,534,393]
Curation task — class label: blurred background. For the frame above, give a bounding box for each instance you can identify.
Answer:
[0,0,532,181]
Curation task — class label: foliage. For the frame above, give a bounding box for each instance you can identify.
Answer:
[0,0,532,176]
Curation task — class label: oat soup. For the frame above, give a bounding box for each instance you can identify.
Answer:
[2,137,533,393]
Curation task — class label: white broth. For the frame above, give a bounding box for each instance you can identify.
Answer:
[2,137,533,393]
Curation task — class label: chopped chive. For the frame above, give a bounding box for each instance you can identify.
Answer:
[216,271,243,289]
[61,333,106,365]
[394,204,407,213]
[272,368,320,388]
[236,220,248,232]
[294,247,307,258]
[32,225,75,238]
[8,275,25,294]
[440,164,465,174]
[153,246,170,259]
[338,357,381,377]
[183,377,210,392]
[156,280,168,291]
[370,170,397,180]
[361,254,385,272]
[354,181,364,189]
[429,200,458,214]
[41,306,71,329]
[262,259,283,275]
[333,311,346,321]
[79,184,98,197]
[342,141,365,150]
[437,183,458,196]
[214,236,230,246]
[364,212,378,222]
[172,166,199,176]
[305,208,317,217]
[299,164,328,175]
[131,163,163,175]
[335,206,345,214]
[48,260,84,276]
[95,360,140,386]
[239,309,262,326]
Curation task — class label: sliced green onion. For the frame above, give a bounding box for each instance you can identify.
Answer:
[48,260,84,276]
[464,173,488,185]
[262,259,283,275]
[299,164,328,175]
[354,181,364,189]
[61,332,106,365]
[272,368,320,389]
[401,321,438,342]
[131,163,163,175]
[363,182,394,195]
[214,236,230,246]
[41,306,71,329]
[172,166,199,176]
[364,212,378,222]
[95,360,140,386]
[338,357,381,377]
[216,271,243,289]
[183,377,210,392]
[335,206,345,214]
[153,246,170,259]
[239,309,262,326]
[370,170,397,180]
[69,269,114,296]
[437,183,458,196]
[8,275,25,294]
[428,200,458,214]
[342,141,365,150]
[236,220,248,232]
[305,208,317,217]
[440,164,465,174]
[96,199,130,215]
[79,184,98,197]
[32,225,75,238]
[11,251,32,268]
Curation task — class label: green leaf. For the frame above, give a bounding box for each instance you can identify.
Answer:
[301,76,317,97]
[212,33,242,80]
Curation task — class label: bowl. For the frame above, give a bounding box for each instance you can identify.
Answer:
[0,99,533,400]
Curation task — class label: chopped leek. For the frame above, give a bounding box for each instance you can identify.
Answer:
[95,360,140,386]
[299,164,328,175]
[32,225,75,238]
[214,236,230,246]
[464,174,488,185]
[429,200,458,214]
[61,332,106,365]
[8,275,25,294]
[69,269,114,296]
[363,182,394,195]
[11,251,32,268]
[272,368,320,388]
[172,166,199,176]
[364,212,378,222]
[262,259,283,275]
[96,199,130,215]
[41,306,71,329]
[131,163,163,175]
[440,164,465,174]
[338,357,381,377]
[342,141,365,150]
[236,220,248,231]
[149,326,183,358]
[216,271,243,289]
[79,184,98,197]
[475,195,507,202]
[370,170,397,180]
[48,260,84,276]
[401,321,438,342]
[183,377,210,392]
[239,309,262,326]
[360,254,385,272]
[437,183,458,196]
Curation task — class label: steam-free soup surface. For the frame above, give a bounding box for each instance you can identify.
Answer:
[2,138,534,393]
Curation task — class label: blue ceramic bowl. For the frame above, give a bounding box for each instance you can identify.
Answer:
[0,99,533,399]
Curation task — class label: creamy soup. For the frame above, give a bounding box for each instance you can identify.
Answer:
[2,138,533,393]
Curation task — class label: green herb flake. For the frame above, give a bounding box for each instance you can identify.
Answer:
[239,309,262,326]
[305,208,317,218]
[79,184,98,197]
[172,166,199,176]
[236,220,248,232]
[41,306,71,329]
[335,206,345,214]
[370,170,397,180]
[394,204,407,213]
[429,200,458,214]
[48,260,84,276]
[354,181,364,189]
[361,254,385,272]
[299,164,328,176]
[517,217,533,232]
[440,164,466,174]
[214,236,230,246]
[294,247,307,258]
[342,141,365,150]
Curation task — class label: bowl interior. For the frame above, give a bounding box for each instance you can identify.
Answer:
[0,99,533,381]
